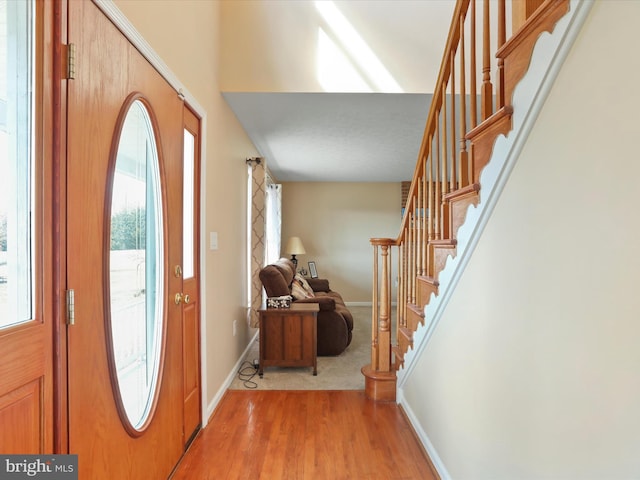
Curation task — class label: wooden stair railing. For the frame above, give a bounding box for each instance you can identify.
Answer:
[362,0,570,402]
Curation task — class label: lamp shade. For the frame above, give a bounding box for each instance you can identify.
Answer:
[284,236,306,255]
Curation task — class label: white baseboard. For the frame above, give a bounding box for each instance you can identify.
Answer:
[397,390,451,480]
[344,301,372,307]
[344,301,398,307]
[204,331,260,423]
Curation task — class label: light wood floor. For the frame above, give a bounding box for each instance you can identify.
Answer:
[170,390,438,480]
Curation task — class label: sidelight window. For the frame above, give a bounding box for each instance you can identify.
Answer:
[0,0,34,329]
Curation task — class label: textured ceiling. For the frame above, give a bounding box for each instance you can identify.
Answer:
[223,92,432,182]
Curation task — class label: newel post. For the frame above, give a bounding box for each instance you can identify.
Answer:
[362,238,397,402]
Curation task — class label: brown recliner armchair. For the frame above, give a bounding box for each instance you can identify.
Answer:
[259,258,353,356]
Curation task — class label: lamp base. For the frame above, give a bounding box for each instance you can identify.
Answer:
[290,255,298,268]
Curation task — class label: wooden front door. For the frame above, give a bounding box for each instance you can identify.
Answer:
[66,2,187,477]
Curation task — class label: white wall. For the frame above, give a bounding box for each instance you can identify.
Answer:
[113,0,260,409]
[219,0,454,93]
[281,182,400,302]
[402,2,640,478]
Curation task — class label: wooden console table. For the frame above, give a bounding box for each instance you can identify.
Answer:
[259,303,319,377]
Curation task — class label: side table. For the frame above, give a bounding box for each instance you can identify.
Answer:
[259,303,319,377]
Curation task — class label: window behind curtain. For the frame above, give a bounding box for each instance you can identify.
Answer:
[265,183,282,265]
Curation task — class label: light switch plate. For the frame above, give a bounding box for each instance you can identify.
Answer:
[210,231,218,250]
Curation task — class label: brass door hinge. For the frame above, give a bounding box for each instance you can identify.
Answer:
[65,43,76,80]
[66,289,75,325]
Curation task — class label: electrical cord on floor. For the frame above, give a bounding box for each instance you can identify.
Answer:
[237,360,259,389]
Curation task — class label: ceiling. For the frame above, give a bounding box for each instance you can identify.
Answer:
[219,1,458,183]
[223,92,432,182]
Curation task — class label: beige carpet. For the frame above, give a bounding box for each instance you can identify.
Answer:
[229,306,372,390]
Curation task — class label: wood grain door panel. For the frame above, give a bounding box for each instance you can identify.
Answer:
[0,379,42,454]
[66,2,184,477]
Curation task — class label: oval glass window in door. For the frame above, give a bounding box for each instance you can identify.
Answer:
[107,98,165,433]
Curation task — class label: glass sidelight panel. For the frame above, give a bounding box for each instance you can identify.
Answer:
[108,99,164,431]
[0,0,34,328]
[182,130,195,279]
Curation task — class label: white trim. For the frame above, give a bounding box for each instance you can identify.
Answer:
[204,331,260,422]
[198,114,208,426]
[397,390,451,480]
[92,0,212,427]
[92,0,205,116]
[344,301,398,307]
[344,301,372,307]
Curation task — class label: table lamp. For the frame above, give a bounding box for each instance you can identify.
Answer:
[284,236,306,268]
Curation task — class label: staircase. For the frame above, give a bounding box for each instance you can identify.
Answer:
[362,0,572,402]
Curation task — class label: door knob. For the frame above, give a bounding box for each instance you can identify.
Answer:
[174,293,190,305]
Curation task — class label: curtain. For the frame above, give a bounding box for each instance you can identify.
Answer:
[248,161,265,328]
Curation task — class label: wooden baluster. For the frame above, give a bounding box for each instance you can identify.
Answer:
[371,243,379,370]
[481,0,493,120]
[418,170,422,279]
[396,246,402,353]
[398,241,405,331]
[396,240,408,326]
[425,152,432,277]
[411,197,421,294]
[379,243,391,372]
[441,83,449,242]
[497,0,506,109]
[404,237,409,319]
[427,149,434,244]
[470,0,478,129]
[385,243,392,361]
[370,238,395,372]
[423,165,427,275]
[421,158,428,276]
[416,179,422,280]
[441,83,449,198]
[459,14,470,186]
[409,207,415,305]
[435,114,442,243]
[408,229,411,314]
[405,234,409,316]
[404,210,409,311]
[401,240,404,333]
[450,49,457,193]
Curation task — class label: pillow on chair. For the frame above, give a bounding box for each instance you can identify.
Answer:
[294,274,315,297]
[291,274,315,300]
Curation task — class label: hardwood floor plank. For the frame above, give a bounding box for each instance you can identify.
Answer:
[170,390,438,480]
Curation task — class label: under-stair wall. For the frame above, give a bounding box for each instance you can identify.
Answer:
[400,1,640,477]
